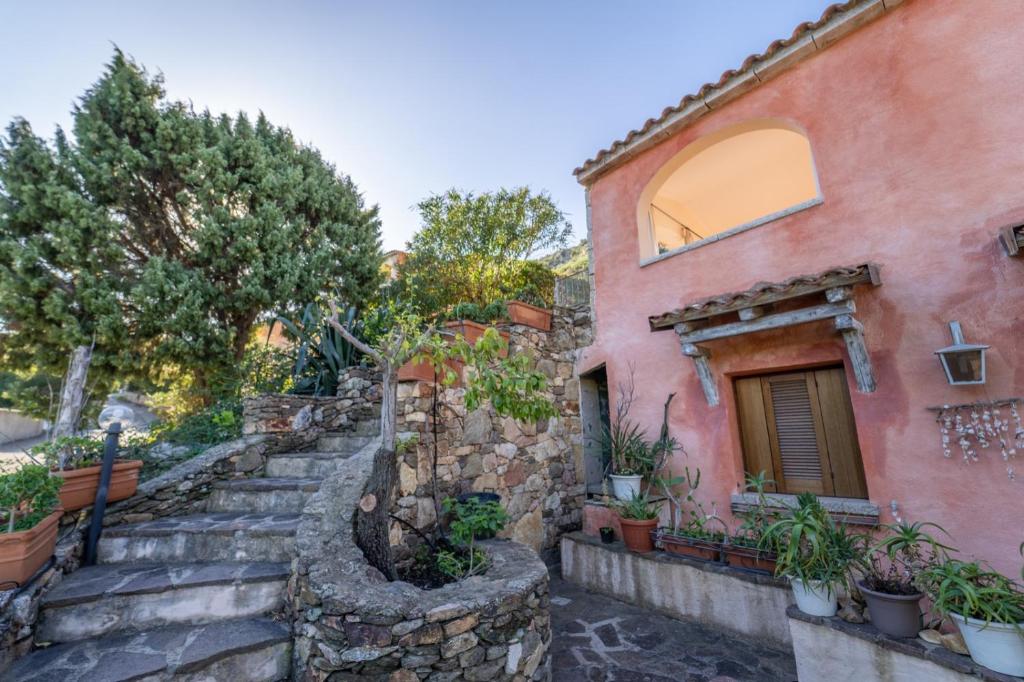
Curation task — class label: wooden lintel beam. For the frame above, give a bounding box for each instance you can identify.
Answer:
[825,286,852,303]
[679,343,719,406]
[835,314,876,392]
[999,224,1024,257]
[675,300,856,344]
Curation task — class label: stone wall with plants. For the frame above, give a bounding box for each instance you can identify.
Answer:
[391,306,592,559]
[292,436,552,681]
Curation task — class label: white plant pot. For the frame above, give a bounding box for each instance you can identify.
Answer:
[609,474,643,501]
[950,612,1024,676]
[791,578,838,617]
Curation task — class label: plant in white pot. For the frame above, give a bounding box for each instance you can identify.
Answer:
[601,370,656,501]
[854,521,954,638]
[918,558,1024,676]
[763,493,862,617]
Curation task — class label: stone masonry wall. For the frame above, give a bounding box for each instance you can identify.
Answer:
[293,436,552,681]
[391,307,592,559]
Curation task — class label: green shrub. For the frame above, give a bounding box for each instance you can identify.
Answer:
[29,436,105,471]
[0,464,62,533]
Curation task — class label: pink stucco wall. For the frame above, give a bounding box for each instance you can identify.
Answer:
[580,0,1024,576]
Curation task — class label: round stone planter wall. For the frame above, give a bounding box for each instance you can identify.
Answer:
[293,437,552,681]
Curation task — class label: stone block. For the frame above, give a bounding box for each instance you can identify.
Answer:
[440,632,478,658]
[442,613,479,637]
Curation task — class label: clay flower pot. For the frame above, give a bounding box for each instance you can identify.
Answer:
[722,541,777,574]
[505,301,552,331]
[397,357,465,385]
[443,320,509,356]
[0,511,61,587]
[657,530,723,562]
[56,460,143,512]
[857,581,923,638]
[618,517,657,553]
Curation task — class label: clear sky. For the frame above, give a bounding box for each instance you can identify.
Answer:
[0,1,834,252]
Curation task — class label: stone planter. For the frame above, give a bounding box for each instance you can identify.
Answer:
[857,581,923,638]
[657,530,722,562]
[0,511,60,587]
[56,460,143,512]
[506,301,553,331]
[950,612,1024,677]
[722,540,777,574]
[618,517,657,553]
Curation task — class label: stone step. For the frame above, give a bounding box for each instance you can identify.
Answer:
[265,451,356,478]
[316,432,375,453]
[8,617,291,681]
[207,477,321,513]
[97,513,301,564]
[38,561,289,643]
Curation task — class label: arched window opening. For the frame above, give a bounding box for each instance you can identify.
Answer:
[638,121,822,261]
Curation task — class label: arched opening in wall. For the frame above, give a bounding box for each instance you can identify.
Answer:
[637,119,822,262]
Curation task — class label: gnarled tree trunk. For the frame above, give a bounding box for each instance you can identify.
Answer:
[53,344,92,440]
[354,366,399,579]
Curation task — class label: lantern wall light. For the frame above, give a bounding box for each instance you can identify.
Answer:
[934,321,989,385]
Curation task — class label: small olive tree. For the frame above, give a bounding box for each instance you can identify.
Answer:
[326,305,556,579]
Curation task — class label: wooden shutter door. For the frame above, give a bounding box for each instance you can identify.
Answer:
[761,372,834,495]
[812,367,868,498]
[734,376,779,492]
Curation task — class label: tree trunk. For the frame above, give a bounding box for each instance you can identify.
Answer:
[53,345,92,440]
[354,366,399,579]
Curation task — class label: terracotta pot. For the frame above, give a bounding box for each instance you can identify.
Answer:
[505,301,553,331]
[618,517,657,553]
[397,358,464,385]
[857,581,923,638]
[444,320,509,356]
[56,460,143,512]
[722,543,777,574]
[0,511,61,587]
[657,531,722,562]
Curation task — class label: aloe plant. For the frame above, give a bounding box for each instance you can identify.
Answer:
[278,303,364,396]
[918,559,1024,626]
[614,491,662,521]
[857,521,955,596]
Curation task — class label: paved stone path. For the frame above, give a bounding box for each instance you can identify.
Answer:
[549,573,797,682]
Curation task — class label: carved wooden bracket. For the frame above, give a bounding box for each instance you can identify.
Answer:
[679,340,719,406]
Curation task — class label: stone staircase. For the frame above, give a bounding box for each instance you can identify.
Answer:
[8,429,375,681]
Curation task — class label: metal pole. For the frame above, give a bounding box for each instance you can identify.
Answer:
[84,422,121,566]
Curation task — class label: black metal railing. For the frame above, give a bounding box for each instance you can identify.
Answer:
[554,269,590,307]
[84,422,121,566]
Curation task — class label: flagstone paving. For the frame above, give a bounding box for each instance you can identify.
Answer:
[549,573,798,682]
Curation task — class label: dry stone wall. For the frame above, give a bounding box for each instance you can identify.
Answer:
[391,307,592,560]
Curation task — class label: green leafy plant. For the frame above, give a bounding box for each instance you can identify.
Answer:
[439,497,509,578]
[613,491,662,521]
[762,493,864,589]
[279,303,366,397]
[30,436,104,471]
[0,464,62,533]
[440,301,509,325]
[731,471,781,553]
[858,521,955,596]
[918,559,1024,626]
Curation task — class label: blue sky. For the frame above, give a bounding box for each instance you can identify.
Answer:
[0,1,833,252]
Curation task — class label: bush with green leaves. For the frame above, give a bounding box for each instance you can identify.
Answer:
[761,492,864,589]
[0,464,62,533]
[918,559,1024,626]
[29,435,104,471]
[435,496,509,579]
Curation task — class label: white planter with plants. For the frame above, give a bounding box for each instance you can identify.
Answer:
[763,493,859,618]
[920,558,1024,677]
[790,578,838,617]
[609,473,643,501]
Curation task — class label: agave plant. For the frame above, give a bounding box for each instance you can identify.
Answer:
[278,303,364,396]
[918,559,1024,626]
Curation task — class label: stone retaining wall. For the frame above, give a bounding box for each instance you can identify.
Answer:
[560,531,794,649]
[293,437,552,681]
[391,307,591,561]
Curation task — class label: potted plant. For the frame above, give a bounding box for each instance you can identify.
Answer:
[0,464,63,587]
[604,417,650,501]
[855,521,954,638]
[505,300,552,331]
[34,436,143,512]
[599,527,615,544]
[654,462,726,562]
[918,558,1024,676]
[443,302,510,352]
[723,471,780,574]
[763,493,862,617]
[614,491,661,553]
